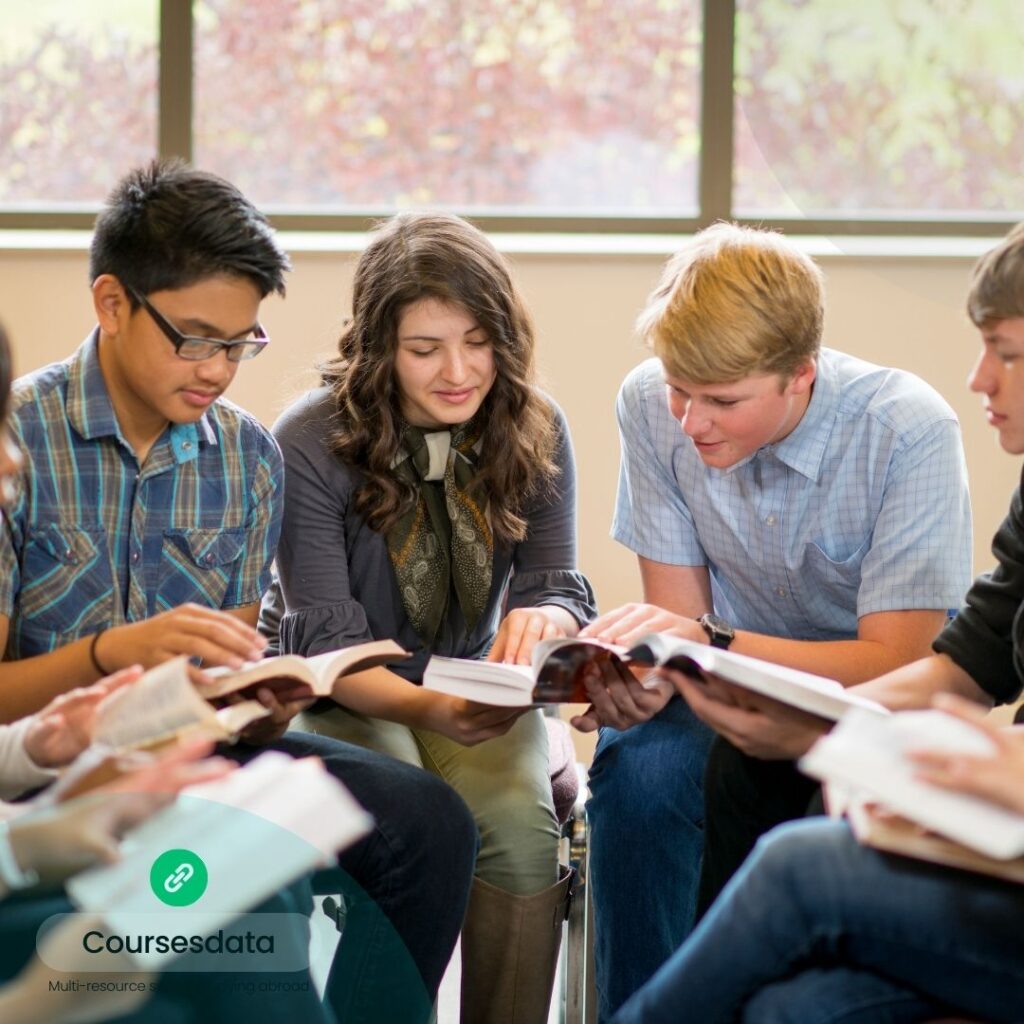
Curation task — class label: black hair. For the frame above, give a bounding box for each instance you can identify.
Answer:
[88,159,290,302]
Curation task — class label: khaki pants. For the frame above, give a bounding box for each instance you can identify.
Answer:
[294,706,560,896]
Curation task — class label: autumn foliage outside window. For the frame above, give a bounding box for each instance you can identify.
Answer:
[1,0,1022,222]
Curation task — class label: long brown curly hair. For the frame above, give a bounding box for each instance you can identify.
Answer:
[322,212,557,545]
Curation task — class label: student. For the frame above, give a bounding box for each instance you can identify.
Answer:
[0,168,477,1023]
[578,223,973,1018]
[611,700,1024,1024]
[264,210,597,1023]
[612,224,1024,1022]
[0,321,324,1024]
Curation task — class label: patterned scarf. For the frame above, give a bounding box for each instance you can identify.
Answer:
[386,418,493,647]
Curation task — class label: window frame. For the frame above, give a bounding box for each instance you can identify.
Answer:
[0,0,1017,238]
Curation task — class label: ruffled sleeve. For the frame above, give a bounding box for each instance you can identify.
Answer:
[505,568,598,627]
[279,600,376,658]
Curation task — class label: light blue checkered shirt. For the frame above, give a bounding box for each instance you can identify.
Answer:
[612,350,972,640]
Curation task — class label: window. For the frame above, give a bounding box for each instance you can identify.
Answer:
[1,0,1022,234]
[195,0,702,216]
[734,0,1024,222]
[0,1,158,206]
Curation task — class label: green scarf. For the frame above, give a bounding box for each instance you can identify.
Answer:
[386,418,493,647]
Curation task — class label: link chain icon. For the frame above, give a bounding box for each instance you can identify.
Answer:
[150,849,208,907]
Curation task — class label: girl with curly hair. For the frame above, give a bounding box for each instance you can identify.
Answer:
[263,211,596,1023]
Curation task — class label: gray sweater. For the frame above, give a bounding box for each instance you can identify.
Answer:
[260,387,597,681]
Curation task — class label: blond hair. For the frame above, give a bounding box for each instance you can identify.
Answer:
[967,222,1024,327]
[636,223,824,383]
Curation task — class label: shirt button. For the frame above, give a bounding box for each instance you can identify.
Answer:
[775,586,787,598]
[204,554,215,565]
[182,441,192,451]
[765,515,776,526]
[131,551,140,563]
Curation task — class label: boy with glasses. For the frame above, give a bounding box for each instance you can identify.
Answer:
[0,161,476,1022]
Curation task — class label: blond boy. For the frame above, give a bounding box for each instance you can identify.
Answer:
[581,224,973,1020]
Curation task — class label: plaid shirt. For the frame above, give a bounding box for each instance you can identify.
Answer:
[0,331,283,659]
[613,350,972,639]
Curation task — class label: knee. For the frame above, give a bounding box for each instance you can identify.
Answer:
[745,818,853,895]
[472,783,560,895]
[412,768,480,861]
[588,709,713,833]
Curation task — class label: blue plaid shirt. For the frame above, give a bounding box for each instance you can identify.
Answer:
[0,331,283,659]
[612,350,972,639]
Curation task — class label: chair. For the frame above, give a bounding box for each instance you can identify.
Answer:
[544,715,598,1024]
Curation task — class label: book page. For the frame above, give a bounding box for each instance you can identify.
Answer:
[93,659,219,750]
[846,798,1024,885]
[308,639,409,693]
[199,654,314,700]
[423,655,535,705]
[800,708,1024,859]
[201,640,410,701]
[630,633,888,721]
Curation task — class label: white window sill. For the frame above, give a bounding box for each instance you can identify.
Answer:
[0,229,996,261]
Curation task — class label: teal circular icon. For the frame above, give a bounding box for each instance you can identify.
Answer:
[150,849,208,907]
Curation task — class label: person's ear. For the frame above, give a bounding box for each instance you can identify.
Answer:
[92,275,130,336]
[785,360,817,396]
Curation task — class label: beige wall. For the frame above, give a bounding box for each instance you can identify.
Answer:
[0,243,1015,596]
[2,241,1018,751]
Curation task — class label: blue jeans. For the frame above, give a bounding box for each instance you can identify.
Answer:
[586,697,714,1021]
[613,818,1024,1024]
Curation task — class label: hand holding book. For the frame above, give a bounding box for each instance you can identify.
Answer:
[907,693,1024,817]
[800,699,1024,873]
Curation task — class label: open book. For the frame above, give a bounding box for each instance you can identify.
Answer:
[200,639,409,700]
[800,708,1024,866]
[424,632,888,718]
[93,658,271,751]
[63,752,374,969]
[92,640,409,751]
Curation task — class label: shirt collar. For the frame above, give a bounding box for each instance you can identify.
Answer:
[66,328,217,465]
[762,352,838,481]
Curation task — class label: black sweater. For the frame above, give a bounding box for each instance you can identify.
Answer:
[934,467,1024,705]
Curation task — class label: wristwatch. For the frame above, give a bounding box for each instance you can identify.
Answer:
[698,613,735,650]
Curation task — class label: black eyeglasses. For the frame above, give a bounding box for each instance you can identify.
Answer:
[128,288,269,362]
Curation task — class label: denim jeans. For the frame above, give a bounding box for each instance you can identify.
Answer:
[586,697,715,1021]
[613,818,1024,1024]
[696,736,819,918]
[233,731,478,1024]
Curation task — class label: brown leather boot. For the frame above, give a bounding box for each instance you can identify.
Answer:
[459,865,574,1024]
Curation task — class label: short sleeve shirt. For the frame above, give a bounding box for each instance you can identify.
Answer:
[612,350,972,640]
[0,331,283,659]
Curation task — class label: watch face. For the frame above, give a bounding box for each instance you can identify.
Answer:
[700,614,735,647]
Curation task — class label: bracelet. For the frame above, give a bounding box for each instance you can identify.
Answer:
[88,628,110,677]
[0,821,40,891]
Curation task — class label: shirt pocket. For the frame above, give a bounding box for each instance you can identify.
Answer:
[18,523,114,637]
[160,527,247,609]
[801,535,871,607]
